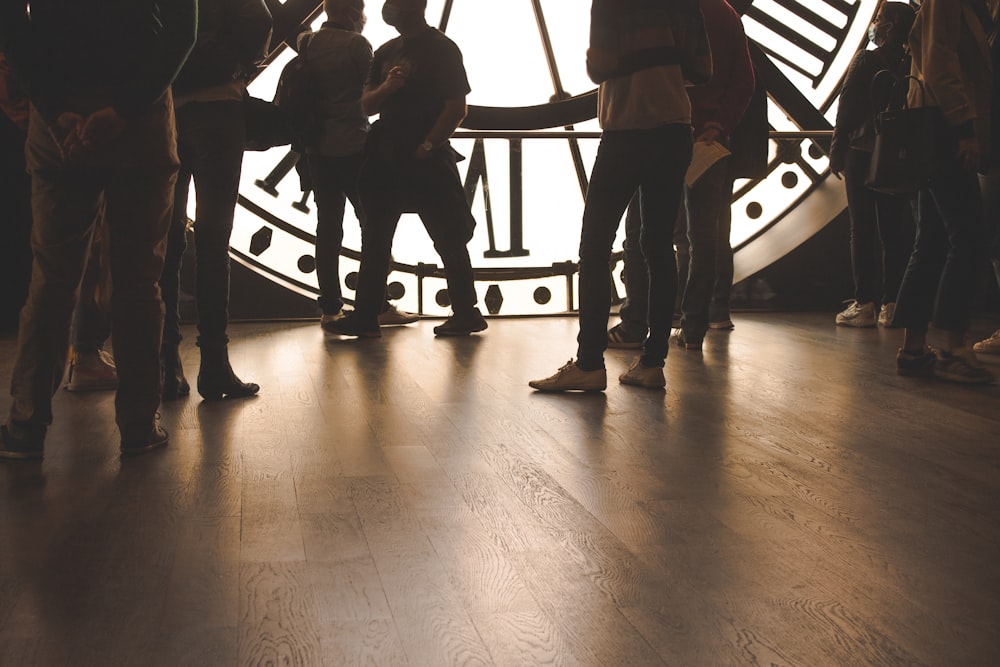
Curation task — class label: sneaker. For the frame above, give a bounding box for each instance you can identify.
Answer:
[675,329,703,351]
[607,323,644,349]
[973,330,1000,355]
[618,358,666,389]
[66,349,118,392]
[121,424,169,457]
[322,313,381,338]
[320,310,345,329]
[378,304,419,326]
[0,424,44,461]
[896,346,936,377]
[835,300,876,328]
[529,359,607,392]
[933,348,996,385]
[433,309,488,337]
[709,319,735,330]
[878,302,898,328]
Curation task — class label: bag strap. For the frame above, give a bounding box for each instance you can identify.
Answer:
[870,70,924,116]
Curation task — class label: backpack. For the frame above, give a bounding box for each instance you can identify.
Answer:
[274,33,321,151]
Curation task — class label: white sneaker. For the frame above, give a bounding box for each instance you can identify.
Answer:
[878,302,897,328]
[66,349,118,392]
[529,360,607,392]
[320,310,345,330]
[378,304,419,326]
[973,330,1000,355]
[835,300,876,328]
[618,358,666,389]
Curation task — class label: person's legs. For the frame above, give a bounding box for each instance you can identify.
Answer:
[680,155,730,345]
[709,164,737,326]
[5,114,104,450]
[615,191,648,338]
[309,153,351,316]
[873,189,910,323]
[895,188,946,344]
[638,126,692,367]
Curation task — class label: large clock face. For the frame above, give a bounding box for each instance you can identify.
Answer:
[228,0,872,316]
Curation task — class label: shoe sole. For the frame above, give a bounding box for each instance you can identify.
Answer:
[835,320,876,328]
[322,326,382,338]
[708,322,734,330]
[619,377,665,389]
[528,384,606,392]
[434,323,488,337]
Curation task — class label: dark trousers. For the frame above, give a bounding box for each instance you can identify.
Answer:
[843,148,910,305]
[894,160,986,334]
[72,217,112,353]
[353,149,478,323]
[979,168,1000,292]
[307,151,365,315]
[577,124,691,370]
[8,96,177,441]
[162,100,245,349]
[0,116,32,333]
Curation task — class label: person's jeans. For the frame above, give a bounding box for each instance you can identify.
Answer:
[307,151,365,315]
[843,148,910,305]
[979,167,1000,294]
[679,155,732,340]
[709,163,737,323]
[162,100,245,349]
[72,215,112,353]
[354,148,478,324]
[577,124,691,370]
[617,192,648,337]
[9,94,177,441]
[894,160,986,334]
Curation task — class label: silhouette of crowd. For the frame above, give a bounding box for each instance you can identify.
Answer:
[1,0,998,460]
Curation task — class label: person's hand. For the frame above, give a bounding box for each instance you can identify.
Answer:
[695,127,722,145]
[957,136,980,173]
[414,142,433,160]
[382,65,408,94]
[78,107,126,151]
[49,112,85,158]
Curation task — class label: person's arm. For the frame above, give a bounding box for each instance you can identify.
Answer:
[830,50,869,177]
[231,0,273,74]
[708,10,755,141]
[362,68,405,116]
[415,96,466,159]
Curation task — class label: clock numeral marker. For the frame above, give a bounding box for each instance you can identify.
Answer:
[464,138,530,258]
[254,150,301,198]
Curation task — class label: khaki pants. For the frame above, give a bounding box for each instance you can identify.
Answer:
[7,92,179,443]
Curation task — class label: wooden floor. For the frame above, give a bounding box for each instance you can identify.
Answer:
[1,312,998,666]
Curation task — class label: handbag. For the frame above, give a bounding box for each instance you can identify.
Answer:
[243,92,294,152]
[865,75,946,195]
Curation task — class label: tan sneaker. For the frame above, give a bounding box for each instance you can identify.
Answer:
[878,302,898,328]
[320,310,345,329]
[835,300,876,328]
[972,330,1000,355]
[378,304,419,326]
[529,360,607,392]
[66,349,118,392]
[619,358,666,389]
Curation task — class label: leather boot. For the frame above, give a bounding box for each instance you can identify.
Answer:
[197,342,260,401]
[161,343,190,401]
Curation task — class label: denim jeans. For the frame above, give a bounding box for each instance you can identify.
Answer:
[979,167,1000,293]
[843,148,910,305]
[894,159,987,334]
[353,147,478,324]
[9,95,177,441]
[162,100,245,349]
[307,151,365,315]
[577,124,692,370]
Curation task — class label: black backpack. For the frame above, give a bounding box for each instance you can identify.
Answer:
[274,33,321,151]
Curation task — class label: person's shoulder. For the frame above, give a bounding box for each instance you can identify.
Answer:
[373,34,404,56]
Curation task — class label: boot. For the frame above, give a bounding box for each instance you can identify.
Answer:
[161,343,190,401]
[197,342,260,401]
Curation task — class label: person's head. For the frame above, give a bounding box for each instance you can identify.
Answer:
[325,0,366,32]
[381,0,427,33]
[870,2,915,49]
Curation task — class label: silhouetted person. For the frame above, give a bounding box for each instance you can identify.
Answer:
[531,0,711,392]
[894,0,995,384]
[0,51,31,335]
[0,0,197,459]
[325,0,487,338]
[162,0,271,400]
[830,2,915,329]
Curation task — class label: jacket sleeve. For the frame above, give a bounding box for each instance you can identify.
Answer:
[231,0,273,71]
[114,0,198,120]
[918,0,977,127]
[830,50,871,168]
[701,7,754,136]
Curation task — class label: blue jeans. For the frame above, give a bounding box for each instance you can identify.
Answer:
[161,100,245,349]
[576,124,691,370]
[894,161,986,334]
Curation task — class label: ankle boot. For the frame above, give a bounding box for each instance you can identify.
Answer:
[197,343,260,401]
[161,343,190,401]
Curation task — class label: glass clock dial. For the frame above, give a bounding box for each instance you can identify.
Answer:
[228,0,875,316]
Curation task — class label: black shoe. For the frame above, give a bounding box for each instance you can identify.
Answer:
[322,312,382,338]
[607,323,645,349]
[896,346,936,377]
[161,344,190,401]
[121,424,169,457]
[0,424,44,461]
[433,309,488,337]
[676,329,703,351]
[197,343,261,401]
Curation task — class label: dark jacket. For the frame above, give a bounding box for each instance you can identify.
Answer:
[172,0,273,95]
[0,0,197,123]
[688,0,754,139]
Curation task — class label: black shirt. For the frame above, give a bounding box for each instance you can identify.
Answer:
[367,27,470,153]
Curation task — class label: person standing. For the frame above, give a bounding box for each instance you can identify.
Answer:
[530,0,711,391]
[0,0,197,459]
[830,2,915,329]
[894,0,996,384]
[324,0,487,339]
[161,0,271,400]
